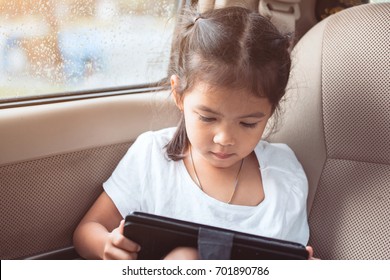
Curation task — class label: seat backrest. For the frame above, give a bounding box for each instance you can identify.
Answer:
[269,3,390,259]
[197,0,302,35]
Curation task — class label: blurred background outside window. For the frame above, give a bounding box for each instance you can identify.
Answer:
[0,0,177,99]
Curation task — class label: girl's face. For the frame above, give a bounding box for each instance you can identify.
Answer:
[173,77,273,169]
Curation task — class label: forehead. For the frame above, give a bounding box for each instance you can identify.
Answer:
[185,81,260,100]
[183,81,272,114]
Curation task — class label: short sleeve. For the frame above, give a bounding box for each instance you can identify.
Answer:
[103,131,153,218]
[282,170,309,245]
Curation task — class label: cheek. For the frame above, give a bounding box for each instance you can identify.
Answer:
[184,112,202,140]
[183,111,197,135]
[243,131,263,149]
[243,122,269,147]
[184,113,212,146]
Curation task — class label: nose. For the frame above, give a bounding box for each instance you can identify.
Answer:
[213,126,235,146]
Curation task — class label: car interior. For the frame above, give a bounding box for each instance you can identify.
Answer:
[0,0,389,260]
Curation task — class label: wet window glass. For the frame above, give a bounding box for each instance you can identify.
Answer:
[0,0,178,99]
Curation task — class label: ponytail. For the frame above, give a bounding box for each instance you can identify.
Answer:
[165,115,188,160]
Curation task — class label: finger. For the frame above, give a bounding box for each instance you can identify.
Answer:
[306,246,320,260]
[117,236,141,253]
[306,246,314,259]
[118,219,125,235]
[112,223,141,253]
[104,246,138,260]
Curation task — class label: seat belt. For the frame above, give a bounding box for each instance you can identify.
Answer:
[259,0,301,35]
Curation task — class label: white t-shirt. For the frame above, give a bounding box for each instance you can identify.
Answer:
[103,127,309,245]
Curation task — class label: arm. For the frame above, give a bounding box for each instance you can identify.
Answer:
[73,191,140,259]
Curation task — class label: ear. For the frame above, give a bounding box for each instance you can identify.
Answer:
[171,75,183,111]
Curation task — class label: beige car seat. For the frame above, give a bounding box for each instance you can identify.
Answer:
[270,3,390,259]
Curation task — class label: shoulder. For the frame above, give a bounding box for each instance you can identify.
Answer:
[150,127,177,145]
[113,127,176,177]
[256,141,308,195]
[256,141,303,174]
[134,127,176,150]
[123,127,176,165]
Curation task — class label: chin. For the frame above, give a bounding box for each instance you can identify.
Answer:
[208,156,241,169]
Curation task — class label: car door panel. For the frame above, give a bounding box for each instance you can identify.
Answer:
[0,90,179,259]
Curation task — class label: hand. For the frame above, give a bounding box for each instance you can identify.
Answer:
[102,220,141,260]
[306,246,320,260]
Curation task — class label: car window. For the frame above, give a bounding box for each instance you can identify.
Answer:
[0,0,178,100]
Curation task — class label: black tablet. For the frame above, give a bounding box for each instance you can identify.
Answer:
[124,212,308,260]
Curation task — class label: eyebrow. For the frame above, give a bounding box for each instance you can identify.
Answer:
[196,105,266,119]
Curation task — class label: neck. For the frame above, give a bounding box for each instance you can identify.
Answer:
[188,145,245,204]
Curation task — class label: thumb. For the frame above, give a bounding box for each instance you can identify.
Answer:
[118,219,125,235]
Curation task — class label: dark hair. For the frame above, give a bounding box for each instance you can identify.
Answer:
[166,6,292,160]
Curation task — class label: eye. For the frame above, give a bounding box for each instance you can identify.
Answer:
[240,122,258,128]
[198,115,216,123]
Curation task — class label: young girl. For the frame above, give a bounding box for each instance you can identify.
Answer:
[73,6,313,260]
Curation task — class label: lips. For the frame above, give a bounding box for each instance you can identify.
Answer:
[211,152,234,159]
